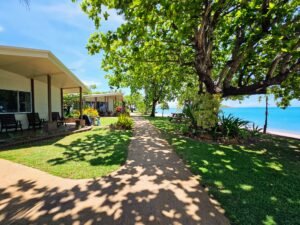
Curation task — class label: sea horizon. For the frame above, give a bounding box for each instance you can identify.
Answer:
[156,106,300,135]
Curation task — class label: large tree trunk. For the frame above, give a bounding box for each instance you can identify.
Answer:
[150,99,157,117]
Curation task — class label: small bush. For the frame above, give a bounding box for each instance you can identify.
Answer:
[67,109,80,118]
[83,107,99,118]
[182,104,197,129]
[115,114,133,130]
[218,114,249,138]
[249,123,262,137]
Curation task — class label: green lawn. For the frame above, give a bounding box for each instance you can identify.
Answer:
[147,116,300,225]
[0,118,131,179]
[100,117,118,126]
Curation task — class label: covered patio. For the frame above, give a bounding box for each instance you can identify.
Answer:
[0,46,89,133]
[83,92,124,116]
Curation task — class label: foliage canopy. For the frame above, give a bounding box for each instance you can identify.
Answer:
[74,0,299,107]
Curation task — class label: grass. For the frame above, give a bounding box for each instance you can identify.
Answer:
[147,116,300,225]
[100,117,118,126]
[0,117,132,179]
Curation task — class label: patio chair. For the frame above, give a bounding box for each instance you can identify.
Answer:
[0,114,23,132]
[52,112,65,127]
[27,113,45,129]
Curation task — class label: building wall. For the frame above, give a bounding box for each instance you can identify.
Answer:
[84,96,115,112]
[108,97,114,111]
[0,69,61,129]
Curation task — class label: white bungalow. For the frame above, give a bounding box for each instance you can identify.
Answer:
[0,45,89,130]
[83,93,124,115]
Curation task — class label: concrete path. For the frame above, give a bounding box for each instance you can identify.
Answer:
[0,117,230,225]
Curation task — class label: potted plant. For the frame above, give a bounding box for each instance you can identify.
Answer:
[64,110,80,123]
[83,107,99,125]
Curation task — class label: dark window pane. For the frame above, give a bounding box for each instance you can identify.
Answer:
[0,90,18,113]
[19,92,31,112]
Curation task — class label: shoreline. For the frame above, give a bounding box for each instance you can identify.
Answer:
[154,114,300,140]
[267,130,300,140]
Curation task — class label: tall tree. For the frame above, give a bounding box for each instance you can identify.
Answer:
[98,29,190,116]
[124,92,146,113]
[74,0,299,106]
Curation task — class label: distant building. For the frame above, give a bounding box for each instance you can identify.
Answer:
[83,92,124,116]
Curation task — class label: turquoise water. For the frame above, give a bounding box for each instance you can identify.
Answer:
[156,108,182,117]
[156,107,300,134]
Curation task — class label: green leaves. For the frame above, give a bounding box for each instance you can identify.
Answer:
[103,11,109,20]
[74,0,299,106]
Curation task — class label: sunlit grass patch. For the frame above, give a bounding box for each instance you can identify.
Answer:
[148,116,300,225]
[0,126,132,179]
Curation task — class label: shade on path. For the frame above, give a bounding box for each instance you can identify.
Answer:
[0,117,230,225]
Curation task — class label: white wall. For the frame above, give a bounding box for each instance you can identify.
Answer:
[84,96,115,112]
[108,97,114,111]
[0,69,61,130]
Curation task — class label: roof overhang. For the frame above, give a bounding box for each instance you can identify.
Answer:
[83,93,123,101]
[0,45,89,93]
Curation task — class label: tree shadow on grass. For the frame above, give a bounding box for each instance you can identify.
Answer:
[0,118,229,225]
[47,130,131,166]
[168,135,300,225]
[147,117,300,225]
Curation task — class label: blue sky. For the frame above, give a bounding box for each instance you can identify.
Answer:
[0,0,299,108]
[0,0,124,92]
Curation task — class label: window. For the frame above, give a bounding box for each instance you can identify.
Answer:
[0,89,31,113]
[19,92,31,112]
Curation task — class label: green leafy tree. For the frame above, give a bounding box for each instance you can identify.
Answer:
[102,43,186,116]
[63,94,79,116]
[124,92,147,113]
[73,0,299,107]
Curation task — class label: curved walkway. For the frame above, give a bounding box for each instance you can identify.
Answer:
[0,117,229,225]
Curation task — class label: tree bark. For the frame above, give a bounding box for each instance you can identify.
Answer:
[192,2,299,98]
[150,99,157,117]
[263,95,268,134]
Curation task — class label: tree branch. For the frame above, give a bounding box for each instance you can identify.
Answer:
[223,59,300,97]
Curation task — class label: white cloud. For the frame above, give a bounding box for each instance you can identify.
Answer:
[0,25,4,32]
[34,2,92,30]
[68,58,86,72]
[36,3,82,18]
[168,100,179,108]
[34,3,124,31]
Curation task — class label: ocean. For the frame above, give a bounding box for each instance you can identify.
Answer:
[155,107,300,135]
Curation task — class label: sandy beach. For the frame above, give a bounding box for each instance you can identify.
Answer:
[267,130,300,140]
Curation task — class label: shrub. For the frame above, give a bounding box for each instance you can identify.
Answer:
[83,107,99,118]
[249,123,263,137]
[116,114,133,130]
[218,114,249,138]
[182,103,197,129]
[70,110,80,118]
[187,93,221,130]
[116,106,123,113]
